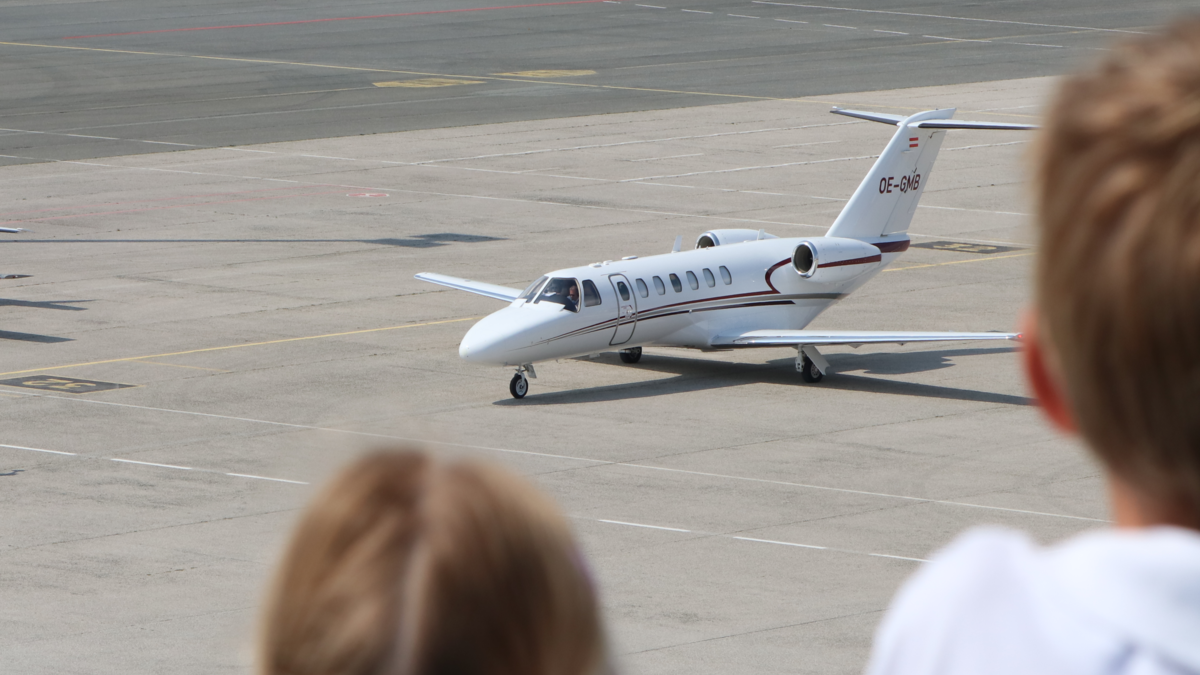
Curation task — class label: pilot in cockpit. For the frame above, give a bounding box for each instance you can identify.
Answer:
[537,278,580,312]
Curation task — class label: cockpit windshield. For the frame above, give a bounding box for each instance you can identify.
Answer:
[518,276,548,301]
[533,277,580,312]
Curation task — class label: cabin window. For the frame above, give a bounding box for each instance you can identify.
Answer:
[669,273,683,293]
[582,279,602,307]
[635,278,649,298]
[719,266,732,284]
[702,268,716,287]
[653,276,666,295]
[686,271,699,290]
[616,280,631,301]
[519,276,548,301]
[534,277,580,312]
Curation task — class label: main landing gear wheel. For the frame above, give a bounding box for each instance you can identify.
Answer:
[800,355,824,383]
[509,372,529,399]
[619,347,642,364]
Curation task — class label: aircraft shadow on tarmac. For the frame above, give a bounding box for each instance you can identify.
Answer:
[0,298,91,311]
[0,298,89,342]
[495,347,1030,407]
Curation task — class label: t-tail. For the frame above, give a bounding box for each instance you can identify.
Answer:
[825,108,1036,241]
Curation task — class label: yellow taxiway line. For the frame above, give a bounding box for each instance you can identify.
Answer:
[0,316,479,378]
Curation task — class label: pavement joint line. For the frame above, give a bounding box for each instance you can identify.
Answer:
[884,251,1035,272]
[0,393,1101,523]
[0,316,479,378]
[0,41,1039,118]
[620,153,879,182]
[60,0,613,39]
[733,535,826,549]
[0,152,835,232]
[0,149,1032,239]
[748,1,1149,34]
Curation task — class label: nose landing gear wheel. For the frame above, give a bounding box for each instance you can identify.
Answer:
[800,355,824,383]
[619,346,642,364]
[509,372,529,399]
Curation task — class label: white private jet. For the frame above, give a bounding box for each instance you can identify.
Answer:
[417,107,1034,398]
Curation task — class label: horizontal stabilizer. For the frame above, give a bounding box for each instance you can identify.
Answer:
[913,120,1038,130]
[712,329,1021,348]
[414,273,521,302]
[830,108,905,125]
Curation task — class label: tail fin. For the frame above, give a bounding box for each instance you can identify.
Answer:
[825,108,1035,240]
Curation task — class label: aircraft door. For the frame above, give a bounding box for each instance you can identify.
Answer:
[608,274,637,345]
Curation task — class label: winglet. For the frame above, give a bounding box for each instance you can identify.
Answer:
[831,107,904,125]
[671,235,683,253]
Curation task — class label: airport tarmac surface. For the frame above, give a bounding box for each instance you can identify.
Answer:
[1,0,1179,163]
[0,72,1108,674]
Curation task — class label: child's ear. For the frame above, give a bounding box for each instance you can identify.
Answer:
[1022,310,1078,433]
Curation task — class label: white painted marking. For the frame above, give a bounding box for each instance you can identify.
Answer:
[1011,42,1065,48]
[598,519,691,532]
[734,536,827,550]
[824,24,856,29]
[874,29,907,34]
[65,134,120,140]
[773,18,807,23]
[681,8,712,13]
[0,443,76,456]
[5,390,1095,521]
[728,14,759,18]
[110,458,193,470]
[226,473,309,485]
[628,153,703,162]
[871,553,929,562]
[923,34,991,43]
[749,1,1147,34]
[140,141,200,146]
[219,148,277,153]
[300,154,357,161]
[635,3,665,7]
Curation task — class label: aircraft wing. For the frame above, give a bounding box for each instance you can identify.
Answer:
[1,227,24,233]
[712,330,1021,348]
[414,272,521,302]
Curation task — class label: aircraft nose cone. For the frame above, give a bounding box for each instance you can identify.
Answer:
[459,313,516,365]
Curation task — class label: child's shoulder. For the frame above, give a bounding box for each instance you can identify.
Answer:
[865,526,1200,675]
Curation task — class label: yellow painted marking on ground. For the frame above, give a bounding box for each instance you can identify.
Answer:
[493,69,596,77]
[0,317,479,378]
[0,40,1035,118]
[374,78,484,88]
[134,360,232,373]
[885,251,1034,272]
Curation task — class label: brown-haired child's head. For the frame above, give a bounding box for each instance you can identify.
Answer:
[1033,18,1200,521]
[260,450,607,675]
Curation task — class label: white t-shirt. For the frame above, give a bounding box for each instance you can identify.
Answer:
[865,526,1200,675]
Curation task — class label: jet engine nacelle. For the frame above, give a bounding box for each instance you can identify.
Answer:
[696,229,778,249]
[791,236,883,284]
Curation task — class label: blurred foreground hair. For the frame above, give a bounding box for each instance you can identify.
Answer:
[261,450,606,675]
[1036,18,1200,514]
